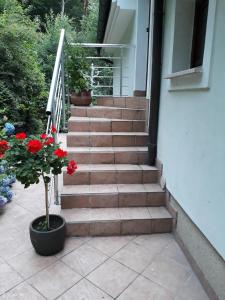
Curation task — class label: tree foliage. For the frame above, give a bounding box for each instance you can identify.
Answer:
[78,0,99,42]
[37,13,76,85]
[0,0,47,133]
[0,0,99,133]
[18,0,85,30]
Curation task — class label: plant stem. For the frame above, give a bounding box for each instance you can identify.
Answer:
[44,180,50,230]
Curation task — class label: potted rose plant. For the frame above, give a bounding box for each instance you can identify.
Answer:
[1,127,77,256]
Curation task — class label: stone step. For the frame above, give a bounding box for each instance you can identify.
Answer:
[96,97,147,109]
[61,183,165,209]
[71,105,146,120]
[67,132,148,147]
[68,117,145,132]
[63,164,158,185]
[61,206,173,236]
[67,147,149,164]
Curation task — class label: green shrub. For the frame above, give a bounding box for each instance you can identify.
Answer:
[37,13,76,85]
[0,0,47,133]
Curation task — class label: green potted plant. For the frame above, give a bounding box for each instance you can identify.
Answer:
[66,46,92,106]
[1,127,77,256]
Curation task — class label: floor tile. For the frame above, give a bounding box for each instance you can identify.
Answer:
[119,207,150,219]
[160,240,191,269]
[121,219,151,234]
[61,208,91,222]
[89,184,118,193]
[115,164,141,171]
[133,233,173,254]
[90,221,121,236]
[117,184,145,193]
[1,282,45,299]
[0,263,23,295]
[0,257,5,265]
[140,165,158,171]
[58,279,113,300]
[0,231,32,260]
[90,208,120,221]
[7,249,57,279]
[144,184,163,192]
[117,275,174,300]
[87,236,134,257]
[143,255,191,294]
[175,273,209,300]
[28,261,81,300]
[62,244,108,276]
[87,259,137,298]
[0,145,210,300]
[148,207,172,218]
[113,242,154,273]
[89,164,116,170]
[55,237,89,258]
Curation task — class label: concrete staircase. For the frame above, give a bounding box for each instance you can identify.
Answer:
[61,97,173,236]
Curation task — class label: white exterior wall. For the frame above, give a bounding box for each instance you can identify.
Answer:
[108,0,149,96]
[113,0,137,96]
[134,0,149,91]
[112,16,136,96]
[157,0,225,259]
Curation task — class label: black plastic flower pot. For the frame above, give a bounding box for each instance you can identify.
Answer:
[30,214,66,256]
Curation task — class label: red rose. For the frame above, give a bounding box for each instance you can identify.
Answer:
[0,140,9,155]
[16,132,26,140]
[67,160,77,175]
[44,137,54,145]
[40,133,47,139]
[54,148,67,158]
[51,126,57,133]
[27,140,43,154]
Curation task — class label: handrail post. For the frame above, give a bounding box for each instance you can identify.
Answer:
[54,175,59,205]
[46,29,65,115]
[45,29,65,206]
[120,48,123,97]
[61,50,66,131]
[52,112,59,205]
[91,63,94,98]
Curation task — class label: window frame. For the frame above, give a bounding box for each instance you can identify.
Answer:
[191,0,209,68]
[165,0,217,91]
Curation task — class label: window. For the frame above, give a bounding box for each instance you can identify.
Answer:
[191,0,209,68]
[166,0,217,90]
[171,0,209,73]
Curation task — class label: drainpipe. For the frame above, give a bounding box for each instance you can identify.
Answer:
[148,0,164,165]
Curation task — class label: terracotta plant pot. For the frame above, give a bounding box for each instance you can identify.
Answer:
[70,90,92,106]
[30,214,66,256]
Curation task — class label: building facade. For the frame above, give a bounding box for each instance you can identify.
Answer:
[98,1,225,299]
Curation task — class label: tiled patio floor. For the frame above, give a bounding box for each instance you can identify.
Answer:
[0,181,209,299]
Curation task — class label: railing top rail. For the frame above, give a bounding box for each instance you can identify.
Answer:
[46,29,65,116]
[70,43,135,49]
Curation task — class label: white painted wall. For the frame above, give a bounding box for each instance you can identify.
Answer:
[157,0,225,259]
[117,0,136,10]
[135,0,149,91]
[106,0,149,96]
[112,15,136,96]
[105,0,137,96]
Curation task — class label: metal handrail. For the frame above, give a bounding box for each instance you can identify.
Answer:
[70,43,135,97]
[70,43,135,48]
[45,28,66,205]
[46,29,65,120]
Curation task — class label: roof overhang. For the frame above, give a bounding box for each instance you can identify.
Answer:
[103,1,135,44]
